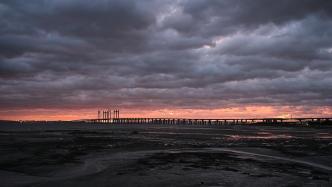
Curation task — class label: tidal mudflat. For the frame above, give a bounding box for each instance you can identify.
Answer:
[0,123,331,187]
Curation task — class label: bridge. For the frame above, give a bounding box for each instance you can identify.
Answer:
[82,117,332,126]
[73,109,332,125]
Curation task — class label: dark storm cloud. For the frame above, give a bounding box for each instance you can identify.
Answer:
[0,0,332,111]
[166,0,332,36]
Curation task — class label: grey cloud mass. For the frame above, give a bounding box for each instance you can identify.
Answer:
[0,0,332,111]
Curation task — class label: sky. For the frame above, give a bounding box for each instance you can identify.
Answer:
[1,0,332,120]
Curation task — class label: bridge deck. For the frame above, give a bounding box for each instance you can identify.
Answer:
[80,117,332,125]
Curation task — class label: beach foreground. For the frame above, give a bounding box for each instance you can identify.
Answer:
[0,123,331,187]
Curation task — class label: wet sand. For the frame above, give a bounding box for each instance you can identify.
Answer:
[0,123,331,186]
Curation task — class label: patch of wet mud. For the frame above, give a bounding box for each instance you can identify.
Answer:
[120,150,331,182]
[0,130,169,177]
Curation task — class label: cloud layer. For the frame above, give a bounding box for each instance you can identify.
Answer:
[1,0,332,119]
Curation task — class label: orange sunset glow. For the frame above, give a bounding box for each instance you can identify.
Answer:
[2,106,332,121]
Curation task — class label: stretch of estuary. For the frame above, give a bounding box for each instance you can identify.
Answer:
[0,123,331,186]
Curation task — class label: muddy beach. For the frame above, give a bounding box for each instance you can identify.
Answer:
[0,123,331,187]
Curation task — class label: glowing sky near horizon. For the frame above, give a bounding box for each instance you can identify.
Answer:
[1,0,332,120]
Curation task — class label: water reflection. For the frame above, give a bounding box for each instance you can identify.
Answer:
[226,133,293,140]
